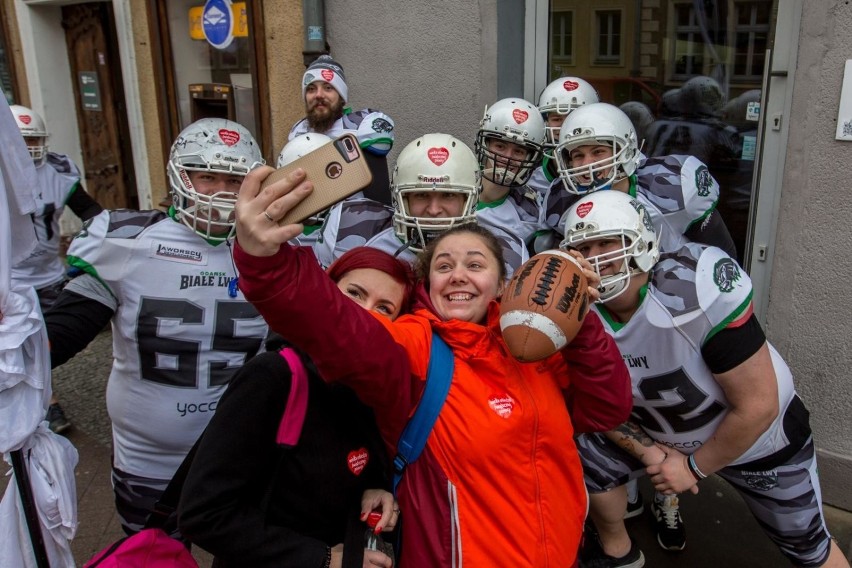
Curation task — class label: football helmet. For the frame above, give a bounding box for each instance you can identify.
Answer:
[561,191,659,302]
[554,103,641,195]
[474,98,545,187]
[391,133,480,252]
[11,105,49,165]
[168,118,264,241]
[679,75,725,118]
[276,132,333,167]
[537,77,599,147]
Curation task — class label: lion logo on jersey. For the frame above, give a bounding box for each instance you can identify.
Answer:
[695,165,714,197]
[629,198,655,233]
[713,258,741,293]
[744,471,779,491]
[371,118,393,133]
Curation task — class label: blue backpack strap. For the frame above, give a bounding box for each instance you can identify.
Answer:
[392,332,454,494]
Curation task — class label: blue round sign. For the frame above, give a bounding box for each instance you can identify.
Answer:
[202,0,234,50]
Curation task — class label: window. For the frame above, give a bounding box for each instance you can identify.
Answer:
[671,2,705,78]
[594,10,622,65]
[733,1,771,80]
[551,11,573,62]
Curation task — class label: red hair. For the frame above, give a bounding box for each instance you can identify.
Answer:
[327,247,416,314]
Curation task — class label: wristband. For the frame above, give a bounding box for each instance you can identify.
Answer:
[687,454,708,480]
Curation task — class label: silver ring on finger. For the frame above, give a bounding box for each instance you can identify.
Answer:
[263,209,275,223]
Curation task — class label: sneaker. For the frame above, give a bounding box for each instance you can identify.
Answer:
[46,403,72,435]
[580,535,645,568]
[651,495,686,551]
[624,488,644,519]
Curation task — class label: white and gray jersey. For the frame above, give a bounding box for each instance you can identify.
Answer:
[11,153,81,289]
[289,108,394,155]
[65,210,268,480]
[474,192,534,277]
[594,243,796,465]
[311,197,394,268]
[542,154,719,254]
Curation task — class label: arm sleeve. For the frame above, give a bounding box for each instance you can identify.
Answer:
[178,354,329,567]
[560,311,633,433]
[701,313,765,374]
[684,209,738,261]
[64,184,103,221]
[44,289,114,368]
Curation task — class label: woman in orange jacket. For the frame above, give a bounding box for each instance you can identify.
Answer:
[232,166,632,567]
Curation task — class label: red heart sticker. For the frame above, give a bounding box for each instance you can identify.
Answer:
[19,114,32,125]
[428,147,449,166]
[563,80,580,91]
[576,202,594,218]
[347,448,369,475]
[512,109,529,124]
[488,394,515,419]
[218,129,240,146]
[321,69,335,82]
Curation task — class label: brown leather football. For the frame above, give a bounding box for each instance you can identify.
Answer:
[499,249,590,362]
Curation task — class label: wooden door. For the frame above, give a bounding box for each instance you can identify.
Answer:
[62,2,137,210]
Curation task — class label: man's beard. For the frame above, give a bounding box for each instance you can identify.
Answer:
[306,98,345,133]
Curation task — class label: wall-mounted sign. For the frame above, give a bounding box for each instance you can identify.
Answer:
[200,0,236,50]
[189,2,247,41]
[78,71,102,111]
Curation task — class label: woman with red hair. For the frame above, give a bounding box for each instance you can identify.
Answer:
[179,247,414,568]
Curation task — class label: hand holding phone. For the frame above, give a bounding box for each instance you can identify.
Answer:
[260,133,373,226]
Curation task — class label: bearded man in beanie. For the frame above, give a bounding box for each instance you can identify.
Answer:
[289,54,395,157]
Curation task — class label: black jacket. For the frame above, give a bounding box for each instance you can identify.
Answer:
[178,350,390,567]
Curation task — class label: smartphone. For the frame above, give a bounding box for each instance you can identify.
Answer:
[261,133,373,225]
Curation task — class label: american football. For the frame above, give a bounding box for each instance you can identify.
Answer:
[499,249,590,362]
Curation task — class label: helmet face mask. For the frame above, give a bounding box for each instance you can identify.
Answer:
[168,118,264,241]
[474,98,545,187]
[391,133,480,253]
[561,191,659,302]
[554,103,640,195]
[11,105,49,165]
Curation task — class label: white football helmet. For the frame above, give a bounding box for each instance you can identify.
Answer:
[168,118,264,241]
[475,98,545,187]
[561,191,659,302]
[11,105,49,165]
[391,133,480,252]
[276,132,333,167]
[537,77,599,147]
[554,103,641,195]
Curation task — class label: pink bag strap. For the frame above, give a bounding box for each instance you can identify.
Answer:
[276,348,309,447]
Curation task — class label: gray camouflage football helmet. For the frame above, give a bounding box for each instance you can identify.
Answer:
[168,118,264,241]
[561,190,659,302]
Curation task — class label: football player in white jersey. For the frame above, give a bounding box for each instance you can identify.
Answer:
[527,77,600,205]
[289,54,395,205]
[543,102,737,260]
[562,191,848,568]
[43,118,269,535]
[276,133,394,268]
[10,104,104,434]
[473,98,543,269]
[367,132,526,277]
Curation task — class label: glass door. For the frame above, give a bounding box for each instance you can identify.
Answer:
[546,0,779,264]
